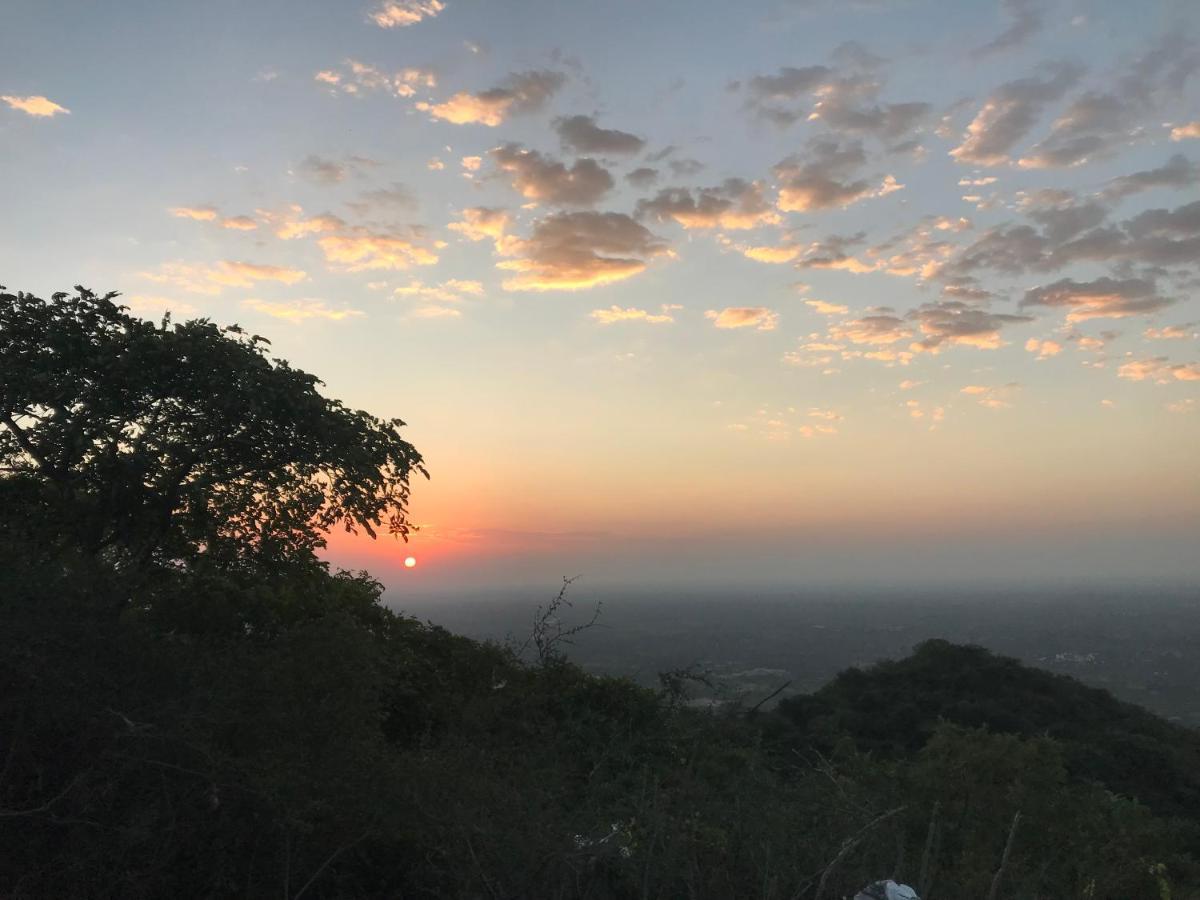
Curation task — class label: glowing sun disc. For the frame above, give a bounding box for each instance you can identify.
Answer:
[403,556,417,568]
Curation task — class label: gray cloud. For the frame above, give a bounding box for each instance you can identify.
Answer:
[635,178,778,230]
[908,300,1033,351]
[555,115,646,155]
[773,138,900,211]
[625,167,659,188]
[976,0,1044,57]
[490,143,614,206]
[1020,276,1173,321]
[1102,154,1198,200]
[949,62,1083,166]
[497,211,669,291]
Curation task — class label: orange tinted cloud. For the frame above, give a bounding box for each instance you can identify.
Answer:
[169,206,218,221]
[141,260,307,294]
[705,307,779,331]
[242,298,364,322]
[1171,121,1200,141]
[221,215,258,230]
[2,94,69,117]
[448,207,511,242]
[590,304,680,325]
[367,0,444,28]
[497,211,668,292]
[416,71,565,126]
[318,227,440,271]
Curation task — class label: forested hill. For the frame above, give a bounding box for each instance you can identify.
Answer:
[2,288,1198,899]
[779,639,1200,823]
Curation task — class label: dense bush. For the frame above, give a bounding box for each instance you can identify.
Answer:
[2,289,1197,898]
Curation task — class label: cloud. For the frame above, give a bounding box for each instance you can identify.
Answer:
[461,155,482,171]
[345,183,418,216]
[1,94,69,117]
[367,0,444,28]
[295,154,376,184]
[496,211,669,291]
[949,63,1082,166]
[907,301,1033,352]
[1017,190,1108,242]
[315,60,437,98]
[1145,323,1197,340]
[555,115,645,155]
[1025,337,1063,359]
[626,167,658,187]
[976,0,1044,57]
[410,305,462,319]
[448,206,511,242]
[242,298,364,322]
[141,261,307,294]
[1101,154,1198,201]
[805,299,849,315]
[590,304,680,324]
[960,382,1022,408]
[1018,35,1200,168]
[773,138,901,211]
[1118,357,1200,383]
[1171,121,1200,140]
[273,212,347,240]
[739,53,929,140]
[318,226,440,271]
[221,215,258,231]
[705,307,780,330]
[168,206,218,221]
[1021,277,1172,322]
[829,314,911,345]
[123,295,200,319]
[416,70,565,126]
[489,143,614,206]
[636,179,780,230]
[393,279,483,303]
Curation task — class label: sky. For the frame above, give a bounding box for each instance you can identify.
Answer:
[2,0,1199,593]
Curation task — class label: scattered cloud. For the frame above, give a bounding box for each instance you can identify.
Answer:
[960,382,1022,408]
[829,313,911,345]
[496,211,668,291]
[296,154,376,184]
[141,260,307,294]
[1,94,69,117]
[908,300,1032,352]
[949,63,1082,166]
[393,279,483,303]
[590,304,681,324]
[345,183,418,216]
[366,0,444,28]
[448,206,511,242]
[315,59,437,98]
[705,307,780,330]
[805,299,849,315]
[625,167,658,188]
[242,298,364,322]
[976,0,1044,57]
[489,143,614,206]
[773,138,902,211]
[1118,357,1200,383]
[1145,323,1197,340]
[1171,121,1200,141]
[1101,154,1198,201]
[1025,337,1063,359]
[416,70,565,126]
[1021,276,1172,322]
[169,206,218,221]
[318,226,441,271]
[555,115,645,155]
[636,179,780,230]
[221,215,258,230]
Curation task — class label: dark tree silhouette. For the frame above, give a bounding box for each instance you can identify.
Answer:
[0,286,426,573]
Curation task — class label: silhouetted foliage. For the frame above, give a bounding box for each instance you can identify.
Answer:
[2,289,1198,898]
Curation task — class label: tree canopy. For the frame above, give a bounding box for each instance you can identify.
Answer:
[0,286,425,573]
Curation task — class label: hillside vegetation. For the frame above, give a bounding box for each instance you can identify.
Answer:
[1,288,1197,899]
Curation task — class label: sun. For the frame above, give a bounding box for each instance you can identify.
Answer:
[404,556,417,569]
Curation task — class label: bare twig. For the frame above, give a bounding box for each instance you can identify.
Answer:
[812,806,906,900]
[985,810,1021,900]
[918,800,940,899]
[292,830,370,900]
[747,681,792,715]
[0,770,88,818]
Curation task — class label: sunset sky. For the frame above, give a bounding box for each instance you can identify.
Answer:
[3,0,1198,592]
